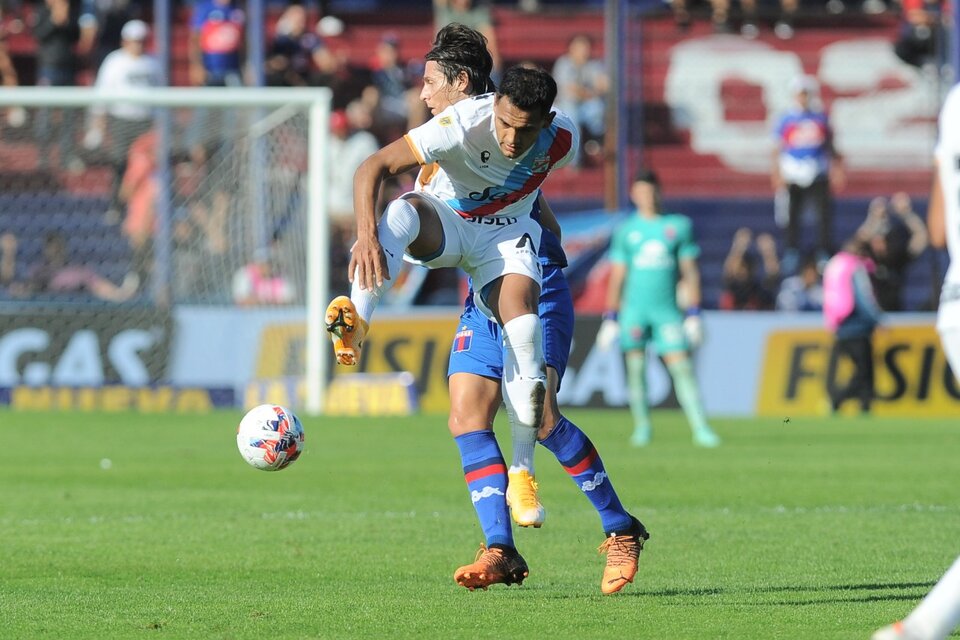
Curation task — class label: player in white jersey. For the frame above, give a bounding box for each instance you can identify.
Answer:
[872,83,960,640]
[325,66,576,564]
[412,24,648,593]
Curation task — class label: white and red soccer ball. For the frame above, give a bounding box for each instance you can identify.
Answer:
[236,404,305,471]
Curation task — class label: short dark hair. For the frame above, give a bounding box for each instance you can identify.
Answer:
[633,169,660,187]
[425,23,495,96]
[496,65,557,118]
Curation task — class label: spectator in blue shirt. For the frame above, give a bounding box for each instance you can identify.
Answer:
[188,0,244,148]
[189,0,244,88]
[772,75,845,275]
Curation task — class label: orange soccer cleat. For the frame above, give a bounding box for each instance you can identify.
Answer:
[454,543,529,591]
[325,296,368,366]
[598,517,649,595]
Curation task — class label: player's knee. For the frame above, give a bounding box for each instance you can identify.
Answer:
[448,408,494,436]
[503,313,545,356]
[400,196,442,258]
[488,276,540,324]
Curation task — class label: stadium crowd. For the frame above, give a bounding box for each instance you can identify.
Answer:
[0,0,947,310]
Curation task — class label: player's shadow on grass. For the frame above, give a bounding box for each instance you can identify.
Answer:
[634,581,935,602]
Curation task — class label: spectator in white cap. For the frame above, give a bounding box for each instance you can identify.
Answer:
[86,19,162,224]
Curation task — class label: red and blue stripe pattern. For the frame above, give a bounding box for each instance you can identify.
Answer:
[450,126,573,218]
[456,430,513,548]
[453,326,473,353]
[463,458,508,484]
[540,417,633,534]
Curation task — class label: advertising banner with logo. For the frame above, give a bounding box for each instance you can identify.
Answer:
[3,305,954,417]
[0,307,172,387]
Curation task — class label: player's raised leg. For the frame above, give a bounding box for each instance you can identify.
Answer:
[326,119,451,365]
[326,194,446,365]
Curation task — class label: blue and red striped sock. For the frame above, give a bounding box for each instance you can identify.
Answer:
[539,416,633,533]
[455,430,513,548]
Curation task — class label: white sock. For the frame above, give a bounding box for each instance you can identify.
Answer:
[501,313,546,475]
[903,555,960,640]
[350,198,420,324]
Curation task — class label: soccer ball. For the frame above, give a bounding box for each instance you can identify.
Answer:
[236,404,305,471]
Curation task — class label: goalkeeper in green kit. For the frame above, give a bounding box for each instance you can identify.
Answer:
[598,170,721,448]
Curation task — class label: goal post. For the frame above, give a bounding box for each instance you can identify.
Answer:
[0,87,332,416]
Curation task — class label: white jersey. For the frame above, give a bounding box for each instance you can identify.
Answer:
[936,84,960,334]
[404,93,577,218]
[94,50,162,121]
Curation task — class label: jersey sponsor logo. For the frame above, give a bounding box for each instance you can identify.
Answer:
[471,485,505,503]
[631,240,674,269]
[516,233,534,249]
[453,327,473,353]
[464,215,518,226]
[468,185,522,204]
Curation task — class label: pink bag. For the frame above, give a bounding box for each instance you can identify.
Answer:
[822,251,873,331]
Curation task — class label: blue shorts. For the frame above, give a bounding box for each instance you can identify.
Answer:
[447,265,574,387]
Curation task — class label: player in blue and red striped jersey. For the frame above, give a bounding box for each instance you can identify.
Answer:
[421,24,648,594]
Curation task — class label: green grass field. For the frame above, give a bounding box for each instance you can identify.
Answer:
[1,409,958,639]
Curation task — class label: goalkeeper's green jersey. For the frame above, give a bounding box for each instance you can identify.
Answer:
[608,212,700,310]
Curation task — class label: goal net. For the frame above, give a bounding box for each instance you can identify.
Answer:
[0,87,332,415]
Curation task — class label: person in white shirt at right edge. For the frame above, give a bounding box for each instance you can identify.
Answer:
[872,82,960,640]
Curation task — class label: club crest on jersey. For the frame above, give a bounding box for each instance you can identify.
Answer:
[531,154,551,173]
[438,116,453,126]
[454,326,473,352]
[480,150,491,165]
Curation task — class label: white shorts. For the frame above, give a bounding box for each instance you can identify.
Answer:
[400,191,542,312]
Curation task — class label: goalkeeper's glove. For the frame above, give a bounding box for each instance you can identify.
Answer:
[597,311,620,351]
[683,307,703,350]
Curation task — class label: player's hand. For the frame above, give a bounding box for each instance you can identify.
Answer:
[349,235,389,291]
[683,314,704,350]
[597,317,620,351]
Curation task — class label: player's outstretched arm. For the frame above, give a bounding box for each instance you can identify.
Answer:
[351,138,422,290]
